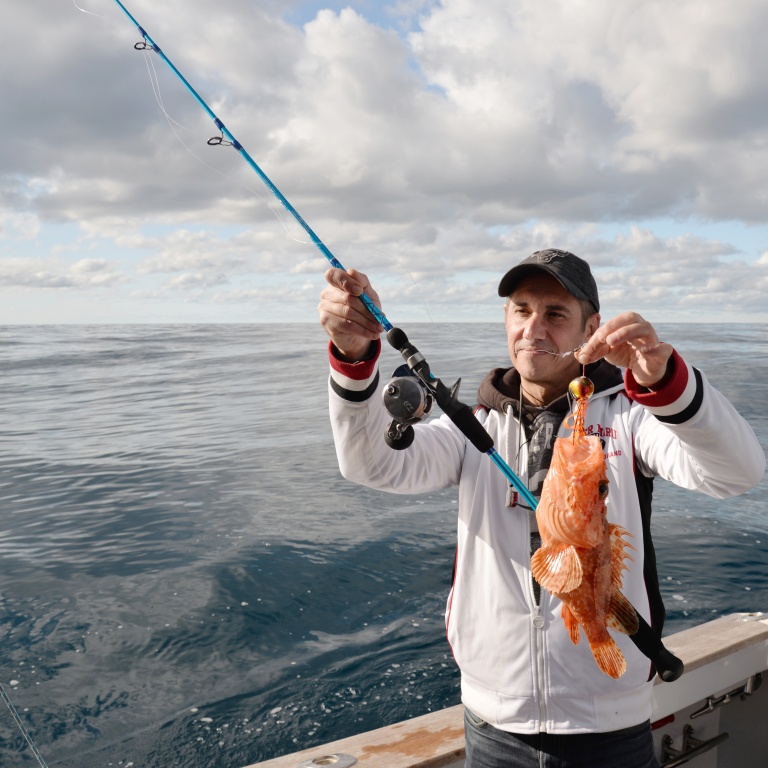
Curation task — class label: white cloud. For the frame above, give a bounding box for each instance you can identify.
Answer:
[0,210,41,241]
[71,258,110,274]
[164,272,229,290]
[1,0,767,321]
[0,257,124,289]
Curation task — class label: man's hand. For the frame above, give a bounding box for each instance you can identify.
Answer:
[576,312,673,389]
[318,267,384,361]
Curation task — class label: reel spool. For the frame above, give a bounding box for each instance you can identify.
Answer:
[382,364,434,449]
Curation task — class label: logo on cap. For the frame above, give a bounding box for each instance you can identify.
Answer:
[534,251,557,264]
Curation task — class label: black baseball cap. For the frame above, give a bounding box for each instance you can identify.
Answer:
[497,249,600,313]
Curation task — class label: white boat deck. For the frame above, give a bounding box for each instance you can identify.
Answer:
[243,612,768,768]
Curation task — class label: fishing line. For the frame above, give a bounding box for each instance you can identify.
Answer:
[96,0,437,328]
[141,48,303,241]
[135,13,434,319]
[76,0,370,255]
[142,49,193,134]
[512,343,585,365]
[0,682,49,768]
[545,342,586,358]
[72,0,109,21]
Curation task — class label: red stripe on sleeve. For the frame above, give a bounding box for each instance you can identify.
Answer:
[624,350,687,407]
[328,339,381,381]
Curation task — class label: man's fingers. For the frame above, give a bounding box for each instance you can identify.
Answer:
[638,341,670,355]
[318,285,383,337]
[603,320,657,349]
[577,314,659,364]
[325,267,375,298]
[336,301,383,337]
[320,267,384,361]
[576,335,610,364]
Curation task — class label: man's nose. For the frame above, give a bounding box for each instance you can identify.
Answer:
[522,313,546,339]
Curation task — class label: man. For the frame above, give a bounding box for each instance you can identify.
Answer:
[318,249,765,768]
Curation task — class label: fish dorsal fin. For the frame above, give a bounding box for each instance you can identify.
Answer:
[531,544,583,594]
[608,524,636,588]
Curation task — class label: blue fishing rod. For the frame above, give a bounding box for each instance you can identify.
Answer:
[106,0,682,682]
[108,0,535,507]
[109,0,386,328]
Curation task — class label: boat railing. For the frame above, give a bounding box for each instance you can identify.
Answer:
[242,612,768,768]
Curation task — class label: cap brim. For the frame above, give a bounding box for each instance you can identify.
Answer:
[498,263,597,310]
[498,263,573,297]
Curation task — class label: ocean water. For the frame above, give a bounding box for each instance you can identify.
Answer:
[0,323,766,768]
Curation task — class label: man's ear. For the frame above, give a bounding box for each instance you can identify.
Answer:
[586,313,601,338]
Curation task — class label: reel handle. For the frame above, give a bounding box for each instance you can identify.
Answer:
[384,420,415,450]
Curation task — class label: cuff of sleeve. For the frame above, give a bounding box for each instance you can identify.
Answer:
[625,350,704,423]
[328,339,381,402]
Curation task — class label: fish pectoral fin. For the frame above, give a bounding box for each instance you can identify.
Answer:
[606,588,640,636]
[561,604,581,645]
[531,544,582,593]
[589,636,627,679]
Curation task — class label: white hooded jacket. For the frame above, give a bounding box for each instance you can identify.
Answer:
[328,340,765,734]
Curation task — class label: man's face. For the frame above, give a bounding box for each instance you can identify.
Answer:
[505,272,600,395]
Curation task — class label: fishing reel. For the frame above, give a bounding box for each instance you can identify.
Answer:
[381,327,493,455]
[382,364,434,449]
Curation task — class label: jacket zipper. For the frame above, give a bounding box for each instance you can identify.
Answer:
[511,405,548,733]
[530,514,547,732]
[533,601,547,732]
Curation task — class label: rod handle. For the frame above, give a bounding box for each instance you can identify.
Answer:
[631,612,685,682]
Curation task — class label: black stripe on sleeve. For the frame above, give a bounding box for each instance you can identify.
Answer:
[654,368,704,425]
[329,370,380,403]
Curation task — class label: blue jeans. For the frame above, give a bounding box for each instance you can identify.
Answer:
[464,709,659,768]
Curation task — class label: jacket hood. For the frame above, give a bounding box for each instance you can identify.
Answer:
[476,359,624,415]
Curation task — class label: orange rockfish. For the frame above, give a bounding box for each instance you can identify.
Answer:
[530,392,638,678]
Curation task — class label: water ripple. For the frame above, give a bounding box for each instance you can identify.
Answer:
[0,323,765,767]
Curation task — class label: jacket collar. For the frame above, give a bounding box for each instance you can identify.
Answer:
[476,359,624,416]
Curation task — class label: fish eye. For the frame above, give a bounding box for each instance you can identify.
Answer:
[598,483,608,499]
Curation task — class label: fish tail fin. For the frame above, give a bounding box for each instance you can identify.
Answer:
[590,636,627,679]
[561,604,581,645]
[609,524,635,589]
[607,588,640,635]
[531,544,582,593]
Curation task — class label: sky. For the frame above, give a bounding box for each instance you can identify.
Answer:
[2,0,768,324]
